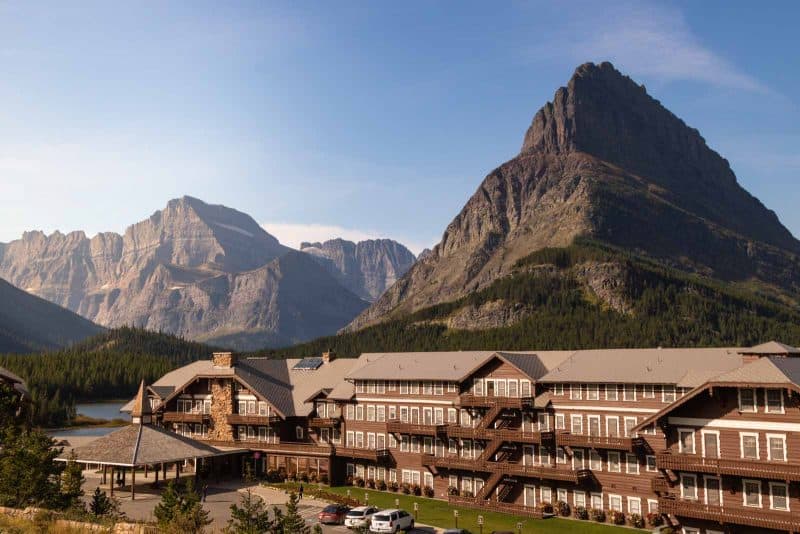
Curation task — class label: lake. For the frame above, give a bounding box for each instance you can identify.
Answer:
[75,401,129,421]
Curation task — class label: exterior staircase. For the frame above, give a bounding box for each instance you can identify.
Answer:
[476,471,503,500]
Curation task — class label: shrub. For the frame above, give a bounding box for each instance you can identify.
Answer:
[319,473,329,485]
[574,505,589,520]
[354,477,365,488]
[377,480,387,491]
[422,485,435,498]
[611,510,625,525]
[556,500,570,517]
[628,513,645,528]
[388,481,399,492]
[647,512,664,527]
[345,475,354,486]
[411,484,422,496]
[299,472,309,483]
[266,469,286,483]
[447,486,459,496]
[462,490,474,498]
[537,502,553,514]
[590,508,606,522]
[366,478,376,489]
[401,483,411,495]
[308,471,318,483]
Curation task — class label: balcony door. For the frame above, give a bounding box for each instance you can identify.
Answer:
[411,407,420,424]
[588,415,601,437]
[704,476,722,506]
[486,380,495,397]
[702,431,720,459]
[423,408,433,425]
[524,485,536,508]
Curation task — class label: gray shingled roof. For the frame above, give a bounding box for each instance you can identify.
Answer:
[0,366,29,400]
[742,341,800,355]
[61,424,223,466]
[710,356,800,386]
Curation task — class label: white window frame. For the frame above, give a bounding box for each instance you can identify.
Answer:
[607,451,621,473]
[703,475,722,506]
[765,388,785,414]
[701,429,720,458]
[606,416,620,437]
[605,384,618,401]
[767,433,787,462]
[627,496,641,515]
[570,414,583,435]
[678,428,695,454]
[590,492,603,510]
[521,379,532,397]
[742,479,762,508]
[473,378,484,396]
[680,473,698,500]
[570,384,582,400]
[646,455,657,472]
[738,387,757,413]
[647,499,658,514]
[769,481,790,511]
[586,384,599,400]
[507,379,519,398]
[624,416,638,438]
[642,384,655,398]
[625,453,639,475]
[623,384,636,401]
[572,448,585,470]
[608,494,623,512]
[662,385,676,403]
[589,450,602,471]
[552,383,564,396]
[555,414,565,430]
[574,491,586,509]
[740,432,760,460]
[587,415,601,437]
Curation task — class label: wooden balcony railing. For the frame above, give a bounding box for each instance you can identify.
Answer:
[386,420,446,437]
[448,496,544,518]
[226,414,281,425]
[421,454,591,484]
[651,475,671,494]
[200,438,332,456]
[557,432,633,451]
[444,425,488,439]
[334,447,392,462]
[659,496,800,531]
[487,428,554,444]
[162,411,209,423]
[307,416,341,428]
[656,451,800,481]
[457,394,534,409]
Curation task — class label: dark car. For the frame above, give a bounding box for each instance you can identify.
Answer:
[318,504,350,525]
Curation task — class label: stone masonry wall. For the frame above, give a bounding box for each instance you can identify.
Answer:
[209,378,233,441]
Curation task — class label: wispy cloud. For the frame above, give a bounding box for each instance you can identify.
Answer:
[531,1,769,94]
[261,222,433,256]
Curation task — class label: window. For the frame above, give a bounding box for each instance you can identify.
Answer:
[541,487,552,504]
[411,437,420,453]
[367,405,376,422]
[702,431,720,459]
[587,384,599,400]
[448,439,457,454]
[537,413,549,431]
[424,472,434,488]
[400,406,409,423]
[608,494,622,512]
[295,426,304,440]
[642,384,655,398]
[590,493,603,510]
[680,473,698,500]
[556,447,566,464]
[356,405,364,420]
[557,488,568,504]
[767,434,787,461]
[647,499,658,514]
[623,384,636,401]
[434,382,444,396]
[740,432,760,460]
[496,380,507,397]
[508,380,518,398]
[473,378,484,396]
[743,479,762,508]
[589,450,602,471]
[540,447,552,466]
[449,475,458,489]
[346,463,355,477]
[572,449,585,470]
[662,385,676,403]
[574,491,586,509]
[410,382,419,395]
[346,405,355,420]
[423,437,433,454]
[679,429,695,454]
[587,415,601,436]
[377,381,386,394]
[367,381,376,394]
[346,431,355,447]
[356,432,364,448]
[766,389,784,414]
[570,384,582,400]
[705,476,722,506]
[423,382,433,395]
[388,405,396,420]
[447,382,457,393]
[400,435,409,452]
[570,415,583,435]
[607,452,621,472]
[739,388,757,412]
[626,454,639,475]
[389,469,397,482]
[448,408,457,423]
[434,408,444,425]
[400,381,409,394]
[624,417,637,438]
[627,497,641,515]
[521,380,532,397]
[356,381,364,393]
[555,414,565,430]
[770,482,789,511]
[646,455,657,472]
[553,384,564,396]
[606,416,620,438]
[605,384,618,401]
[388,434,397,448]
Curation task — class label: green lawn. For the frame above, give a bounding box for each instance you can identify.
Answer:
[271,484,638,533]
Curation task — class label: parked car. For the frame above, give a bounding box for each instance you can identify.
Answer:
[443,530,469,534]
[318,504,350,525]
[369,509,415,533]
[345,506,380,528]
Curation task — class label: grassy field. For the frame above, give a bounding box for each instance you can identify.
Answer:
[272,484,639,533]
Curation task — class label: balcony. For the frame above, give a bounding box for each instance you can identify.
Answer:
[458,394,534,409]
[448,496,544,518]
[421,455,591,484]
[162,411,209,423]
[656,451,800,481]
[421,454,487,471]
[386,420,446,437]
[444,425,489,440]
[659,496,800,532]
[307,416,341,428]
[242,440,332,456]
[226,413,281,425]
[487,428,554,444]
[651,476,671,494]
[334,447,392,463]
[557,432,633,451]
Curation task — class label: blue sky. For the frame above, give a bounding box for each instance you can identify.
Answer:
[0,1,797,254]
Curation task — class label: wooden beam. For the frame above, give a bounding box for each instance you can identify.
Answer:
[131,468,136,500]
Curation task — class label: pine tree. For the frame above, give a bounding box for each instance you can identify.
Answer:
[60,452,85,510]
[225,489,275,534]
[154,479,212,534]
[0,426,63,508]
[281,492,310,534]
[89,487,115,517]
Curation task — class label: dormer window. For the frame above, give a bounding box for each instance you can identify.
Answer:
[766,389,784,414]
[738,388,757,413]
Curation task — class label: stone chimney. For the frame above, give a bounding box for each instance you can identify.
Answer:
[322,349,336,363]
[213,351,237,368]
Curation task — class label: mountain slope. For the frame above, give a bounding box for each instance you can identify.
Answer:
[0,196,367,349]
[0,277,102,353]
[348,62,800,331]
[300,238,416,301]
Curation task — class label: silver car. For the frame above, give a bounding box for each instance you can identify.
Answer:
[344,506,379,529]
[369,509,415,533]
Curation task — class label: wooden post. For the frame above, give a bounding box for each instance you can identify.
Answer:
[155,467,159,484]
[175,462,180,481]
[131,468,136,500]
[102,465,107,485]
[162,463,167,481]
[144,465,148,478]
[110,466,114,497]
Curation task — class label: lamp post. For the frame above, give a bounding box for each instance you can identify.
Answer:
[413,502,419,521]
[453,509,459,529]
[516,521,523,534]
[477,514,484,534]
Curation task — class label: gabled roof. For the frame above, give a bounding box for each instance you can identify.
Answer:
[740,341,800,355]
[0,366,29,400]
[130,381,152,418]
[633,356,800,432]
[61,424,224,467]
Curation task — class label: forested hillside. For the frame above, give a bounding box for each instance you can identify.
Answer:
[0,327,212,426]
[255,240,800,359]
